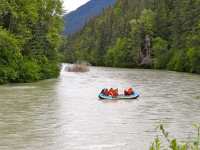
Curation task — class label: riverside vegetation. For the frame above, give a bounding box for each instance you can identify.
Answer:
[0,0,63,84]
[63,0,200,74]
[150,124,200,150]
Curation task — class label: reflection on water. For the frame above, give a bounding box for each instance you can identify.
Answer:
[0,65,200,150]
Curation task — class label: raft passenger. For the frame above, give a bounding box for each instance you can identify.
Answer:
[124,87,134,96]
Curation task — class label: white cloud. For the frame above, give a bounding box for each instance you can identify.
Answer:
[63,0,90,13]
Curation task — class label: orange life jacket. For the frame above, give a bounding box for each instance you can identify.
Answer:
[108,88,114,96]
[124,88,134,95]
[127,88,134,95]
[113,89,118,97]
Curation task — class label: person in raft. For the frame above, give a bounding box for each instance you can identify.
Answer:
[101,88,118,97]
[124,87,134,96]
[101,88,109,96]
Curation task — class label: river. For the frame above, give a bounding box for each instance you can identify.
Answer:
[0,64,200,150]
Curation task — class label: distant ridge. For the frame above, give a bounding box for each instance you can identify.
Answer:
[63,0,116,35]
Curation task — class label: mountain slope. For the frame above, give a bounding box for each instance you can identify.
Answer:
[64,0,200,74]
[63,0,116,35]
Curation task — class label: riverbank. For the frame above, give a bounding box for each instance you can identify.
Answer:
[65,62,200,75]
[0,61,60,85]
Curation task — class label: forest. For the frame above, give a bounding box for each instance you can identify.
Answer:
[0,0,63,84]
[63,0,200,74]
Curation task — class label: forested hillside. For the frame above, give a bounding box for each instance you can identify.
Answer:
[0,0,63,84]
[64,0,200,73]
[63,0,116,35]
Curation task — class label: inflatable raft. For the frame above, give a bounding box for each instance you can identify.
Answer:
[98,92,140,100]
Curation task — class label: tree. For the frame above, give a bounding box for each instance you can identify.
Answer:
[152,37,169,69]
[105,37,137,67]
[0,0,64,84]
[0,28,21,83]
[63,0,200,74]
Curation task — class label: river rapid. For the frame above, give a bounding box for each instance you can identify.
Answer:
[0,64,200,150]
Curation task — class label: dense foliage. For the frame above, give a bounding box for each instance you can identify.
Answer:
[64,0,200,73]
[0,0,63,84]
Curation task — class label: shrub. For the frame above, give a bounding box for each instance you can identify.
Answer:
[16,59,41,83]
[187,48,200,73]
[40,62,60,79]
[167,50,190,72]
[150,124,200,150]
[152,37,169,69]
[0,66,17,84]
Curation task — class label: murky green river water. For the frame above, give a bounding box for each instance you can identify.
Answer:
[0,64,200,150]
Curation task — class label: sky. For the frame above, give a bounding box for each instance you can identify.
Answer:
[63,0,90,13]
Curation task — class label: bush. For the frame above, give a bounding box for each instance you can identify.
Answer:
[40,62,60,79]
[152,37,169,69]
[0,66,17,84]
[33,55,60,79]
[0,28,22,83]
[16,59,41,83]
[167,50,190,72]
[0,28,22,65]
[187,48,200,73]
[16,57,60,82]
